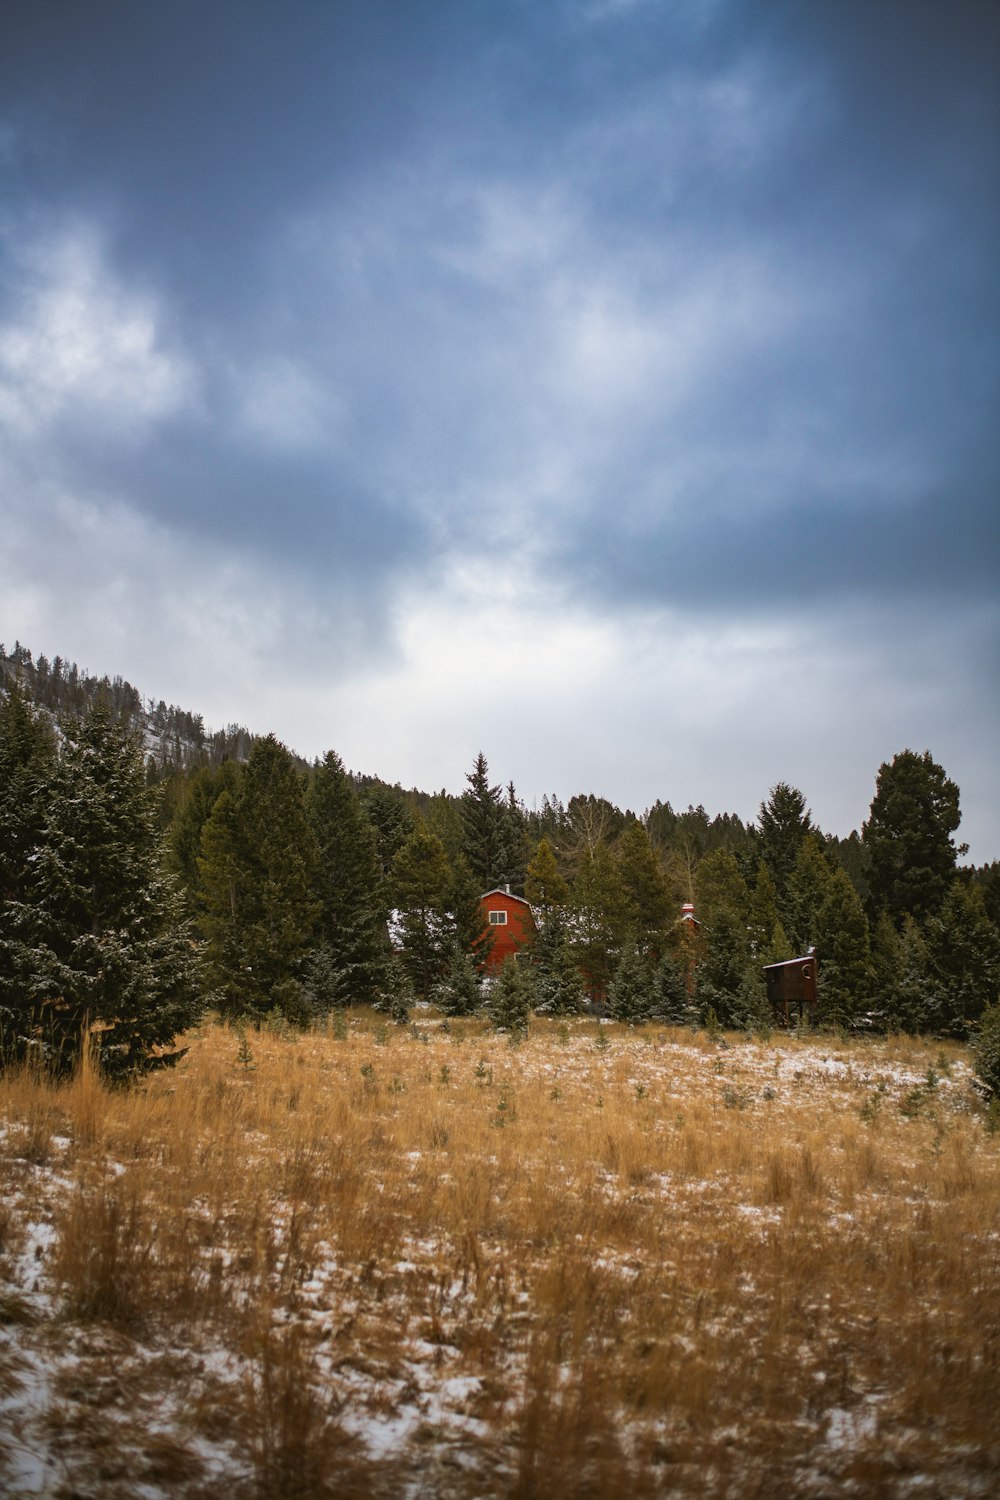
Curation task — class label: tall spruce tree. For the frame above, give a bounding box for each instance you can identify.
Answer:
[306,751,387,1007]
[608,942,653,1024]
[570,843,627,1006]
[525,836,569,916]
[487,954,532,1033]
[198,735,319,1021]
[756,783,814,903]
[785,836,836,954]
[862,750,963,926]
[460,752,513,891]
[0,680,55,908]
[531,909,584,1015]
[0,702,201,1077]
[813,867,872,1029]
[652,950,694,1027]
[922,880,1000,1037]
[617,822,671,954]
[392,824,454,1001]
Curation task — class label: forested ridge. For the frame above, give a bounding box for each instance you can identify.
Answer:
[2,639,999,1087]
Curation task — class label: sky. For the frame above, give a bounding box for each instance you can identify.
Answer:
[1,0,998,859]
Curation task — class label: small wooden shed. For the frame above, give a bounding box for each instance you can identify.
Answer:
[764,953,819,1026]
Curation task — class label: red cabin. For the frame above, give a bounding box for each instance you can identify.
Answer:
[478,887,536,972]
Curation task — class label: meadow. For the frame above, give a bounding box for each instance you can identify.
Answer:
[0,1014,997,1498]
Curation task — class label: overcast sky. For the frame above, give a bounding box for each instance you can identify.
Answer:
[1,0,997,858]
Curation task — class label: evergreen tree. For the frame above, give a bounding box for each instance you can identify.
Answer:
[306,750,387,1007]
[862,750,962,926]
[381,953,414,1025]
[502,780,530,893]
[972,1001,1000,1102]
[0,703,202,1078]
[531,909,584,1015]
[525,836,569,915]
[617,822,671,954]
[198,735,319,1022]
[748,862,782,959]
[813,866,872,1029]
[0,680,55,909]
[460,752,514,890]
[448,852,493,969]
[785,836,836,954]
[168,760,241,900]
[486,954,531,1033]
[922,879,1000,1037]
[872,914,941,1034]
[435,946,484,1017]
[694,906,751,1029]
[694,849,751,932]
[608,942,653,1024]
[651,950,694,1027]
[360,784,415,880]
[569,842,627,1006]
[392,824,454,1001]
[755,783,814,902]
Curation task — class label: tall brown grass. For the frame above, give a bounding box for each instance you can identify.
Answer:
[1,1015,997,1497]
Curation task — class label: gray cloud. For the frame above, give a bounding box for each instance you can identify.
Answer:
[1,0,996,853]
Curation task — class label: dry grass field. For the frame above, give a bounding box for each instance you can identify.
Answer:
[1,1013,998,1498]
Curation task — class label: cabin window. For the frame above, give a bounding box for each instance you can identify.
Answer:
[488,910,507,925]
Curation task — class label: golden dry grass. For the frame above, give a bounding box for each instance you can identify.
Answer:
[1,1014,998,1498]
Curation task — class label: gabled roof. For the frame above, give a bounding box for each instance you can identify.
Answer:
[480,888,534,911]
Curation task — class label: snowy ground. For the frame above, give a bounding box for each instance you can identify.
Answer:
[1,1021,997,1498]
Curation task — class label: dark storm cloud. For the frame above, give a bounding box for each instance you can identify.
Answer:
[1,1,997,855]
[3,0,996,614]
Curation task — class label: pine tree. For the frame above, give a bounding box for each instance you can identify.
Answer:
[525,837,569,916]
[862,750,962,926]
[755,783,814,902]
[435,946,484,1017]
[694,906,751,1030]
[922,880,1000,1037]
[651,950,694,1027]
[694,848,752,930]
[785,836,836,954]
[872,914,941,1034]
[448,852,493,970]
[382,953,415,1025]
[392,824,454,1001]
[748,862,782,959]
[0,702,202,1078]
[972,1001,1000,1101]
[461,753,516,891]
[569,843,627,1006]
[813,867,872,1029]
[0,680,55,908]
[359,784,415,880]
[617,822,671,954]
[168,761,241,902]
[486,955,531,1033]
[531,909,584,1015]
[197,735,319,1022]
[306,750,387,1007]
[608,942,653,1024]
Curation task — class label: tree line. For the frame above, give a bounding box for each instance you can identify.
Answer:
[2,655,999,1080]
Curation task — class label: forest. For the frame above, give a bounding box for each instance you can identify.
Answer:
[2,638,999,1088]
[3,641,1000,1494]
